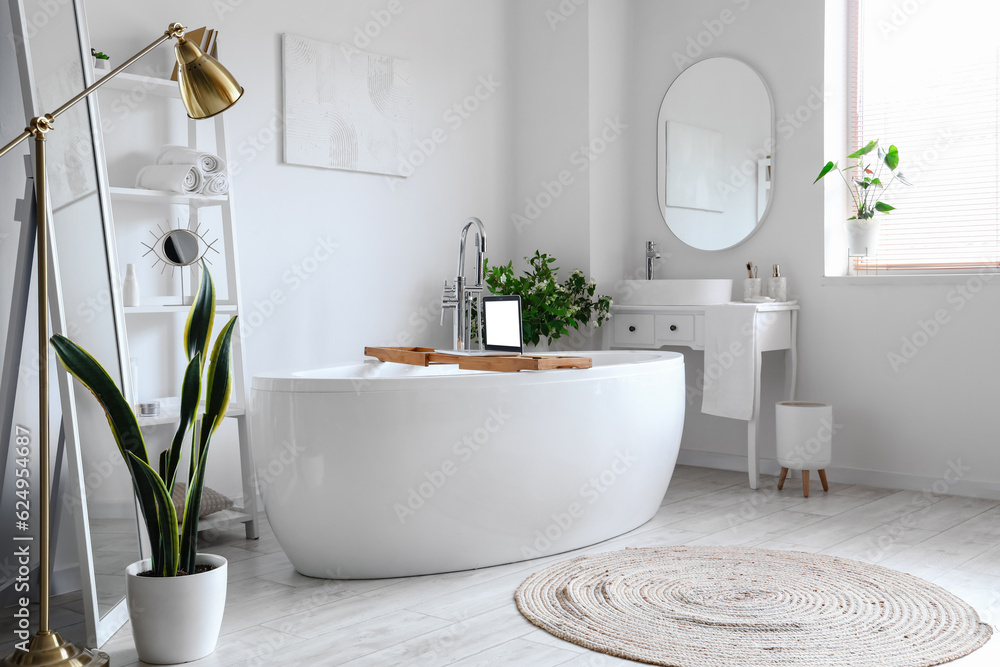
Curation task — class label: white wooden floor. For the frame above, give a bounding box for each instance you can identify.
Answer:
[90,465,1000,665]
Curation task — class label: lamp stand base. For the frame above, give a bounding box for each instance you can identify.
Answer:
[1,631,109,666]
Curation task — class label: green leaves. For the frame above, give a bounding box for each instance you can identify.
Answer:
[817,139,910,222]
[203,319,238,437]
[881,144,899,170]
[847,140,877,159]
[164,354,202,491]
[479,252,611,346]
[184,262,215,374]
[51,268,237,577]
[51,334,167,571]
[127,451,178,576]
[813,161,836,183]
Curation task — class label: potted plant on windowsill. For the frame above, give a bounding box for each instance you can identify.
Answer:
[814,139,911,256]
[482,251,611,350]
[51,266,236,665]
[91,47,111,72]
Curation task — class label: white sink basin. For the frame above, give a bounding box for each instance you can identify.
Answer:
[615,279,733,306]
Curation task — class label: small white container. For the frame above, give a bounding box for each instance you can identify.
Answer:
[776,401,833,469]
[743,278,761,300]
[768,276,787,302]
[123,263,140,307]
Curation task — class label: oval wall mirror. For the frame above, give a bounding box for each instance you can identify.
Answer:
[656,57,774,251]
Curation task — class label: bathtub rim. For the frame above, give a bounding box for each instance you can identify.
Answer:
[252,349,684,394]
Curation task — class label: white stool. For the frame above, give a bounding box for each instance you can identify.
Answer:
[775,401,833,498]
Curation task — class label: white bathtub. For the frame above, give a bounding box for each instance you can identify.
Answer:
[251,350,685,579]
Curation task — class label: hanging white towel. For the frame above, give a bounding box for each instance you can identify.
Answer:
[701,302,759,421]
[199,172,230,196]
[135,164,203,194]
[156,145,227,174]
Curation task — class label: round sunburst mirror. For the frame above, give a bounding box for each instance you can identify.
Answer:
[142,221,218,273]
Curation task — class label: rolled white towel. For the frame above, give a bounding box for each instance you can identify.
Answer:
[156,145,227,174]
[199,172,230,196]
[135,165,203,194]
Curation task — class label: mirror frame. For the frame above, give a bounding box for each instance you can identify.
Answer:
[160,229,203,266]
[7,0,135,647]
[656,56,775,251]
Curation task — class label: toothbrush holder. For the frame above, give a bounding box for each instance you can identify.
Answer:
[768,276,787,302]
[743,278,761,300]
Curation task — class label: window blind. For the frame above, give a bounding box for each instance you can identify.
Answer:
[851,0,1000,271]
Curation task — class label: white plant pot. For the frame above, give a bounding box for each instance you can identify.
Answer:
[775,401,833,470]
[846,219,880,256]
[125,553,227,664]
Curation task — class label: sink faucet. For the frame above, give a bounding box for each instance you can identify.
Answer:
[441,217,487,350]
[645,241,660,280]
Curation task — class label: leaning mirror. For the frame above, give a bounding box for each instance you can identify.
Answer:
[656,57,774,250]
[3,0,136,648]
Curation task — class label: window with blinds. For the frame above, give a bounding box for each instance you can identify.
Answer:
[851,0,1000,271]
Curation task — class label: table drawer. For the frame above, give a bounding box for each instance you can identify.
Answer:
[654,314,695,344]
[757,310,792,351]
[613,314,654,346]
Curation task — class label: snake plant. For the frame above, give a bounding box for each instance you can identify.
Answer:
[51,266,237,577]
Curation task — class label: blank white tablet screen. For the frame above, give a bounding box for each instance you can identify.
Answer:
[484,299,521,348]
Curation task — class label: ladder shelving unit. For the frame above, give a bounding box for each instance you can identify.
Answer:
[93,61,258,540]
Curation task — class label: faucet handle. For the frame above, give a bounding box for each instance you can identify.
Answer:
[440,280,456,325]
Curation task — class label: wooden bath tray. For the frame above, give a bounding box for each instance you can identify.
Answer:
[363,346,592,372]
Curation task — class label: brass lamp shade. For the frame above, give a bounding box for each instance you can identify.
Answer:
[174,37,243,119]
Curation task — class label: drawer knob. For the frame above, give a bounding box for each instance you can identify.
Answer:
[670,324,678,332]
[628,325,636,332]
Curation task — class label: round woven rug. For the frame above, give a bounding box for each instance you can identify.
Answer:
[515,546,993,667]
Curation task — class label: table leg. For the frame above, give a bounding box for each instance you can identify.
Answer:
[785,310,798,401]
[747,349,763,490]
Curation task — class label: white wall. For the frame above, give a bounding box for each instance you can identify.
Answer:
[508,0,591,277]
[625,0,1000,497]
[588,0,632,294]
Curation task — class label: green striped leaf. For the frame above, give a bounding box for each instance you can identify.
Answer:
[165,354,201,491]
[178,454,209,576]
[127,451,178,577]
[50,334,163,567]
[184,261,215,374]
[203,318,238,438]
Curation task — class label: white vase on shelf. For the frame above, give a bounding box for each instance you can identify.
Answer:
[123,264,140,307]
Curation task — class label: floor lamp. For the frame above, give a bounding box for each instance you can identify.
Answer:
[0,22,242,667]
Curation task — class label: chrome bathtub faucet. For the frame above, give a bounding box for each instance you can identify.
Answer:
[646,241,661,280]
[441,217,487,350]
